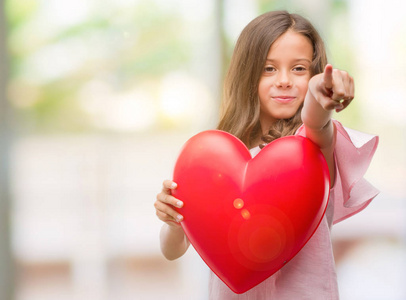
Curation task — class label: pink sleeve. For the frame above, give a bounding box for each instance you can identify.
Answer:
[296,120,380,224]
[330,120,379,224]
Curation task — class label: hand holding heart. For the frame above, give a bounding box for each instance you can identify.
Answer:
[155,180,184,226]
[308,64,354,113]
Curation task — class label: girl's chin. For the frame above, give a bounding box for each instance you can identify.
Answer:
[271,111,298,120]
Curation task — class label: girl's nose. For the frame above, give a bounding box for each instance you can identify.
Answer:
[276,71,292,88]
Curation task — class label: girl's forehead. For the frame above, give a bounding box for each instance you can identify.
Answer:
[267,31,313,60]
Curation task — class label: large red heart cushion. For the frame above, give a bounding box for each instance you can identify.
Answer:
[172,130,330,294]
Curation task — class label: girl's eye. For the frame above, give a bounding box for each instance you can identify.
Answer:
[293,66,307,72]
[264,66,276,73]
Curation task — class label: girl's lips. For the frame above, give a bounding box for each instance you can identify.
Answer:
[272,96,296,104]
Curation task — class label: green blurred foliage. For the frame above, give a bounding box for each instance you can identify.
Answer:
[5,0,39,29]
[258,0,290,12]
[6,0,190,133]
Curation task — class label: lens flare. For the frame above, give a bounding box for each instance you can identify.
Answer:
[241,209,251,220]
[233,198,244,209]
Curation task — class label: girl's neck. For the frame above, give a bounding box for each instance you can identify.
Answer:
[259,115,276,137]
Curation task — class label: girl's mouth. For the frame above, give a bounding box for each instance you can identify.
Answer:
[272,96,296,104]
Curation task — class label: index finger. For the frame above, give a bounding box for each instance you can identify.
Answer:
[162,179,178,194]
[323,64,333,90]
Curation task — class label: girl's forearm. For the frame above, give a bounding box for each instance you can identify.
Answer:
[302,90,333,131]
[301,90,335,150]
[160,223,190,260]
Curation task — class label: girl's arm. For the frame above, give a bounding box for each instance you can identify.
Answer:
[301,64,354,185]
[155,180,190,260]
[159,222,190,260]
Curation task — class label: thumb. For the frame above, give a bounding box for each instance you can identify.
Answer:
[323,64,333,90]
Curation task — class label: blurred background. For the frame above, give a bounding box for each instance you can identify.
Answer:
[0,0,405,299]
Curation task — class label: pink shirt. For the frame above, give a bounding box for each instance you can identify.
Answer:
[208,120,379,299]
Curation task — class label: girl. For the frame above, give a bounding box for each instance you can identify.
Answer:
[154,11,379,299]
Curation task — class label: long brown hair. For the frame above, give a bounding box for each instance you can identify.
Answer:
[217,11,327,148]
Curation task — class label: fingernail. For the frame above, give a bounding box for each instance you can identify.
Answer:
[176,215,183,222]
[171,182,177,189]
[176,201,183,208]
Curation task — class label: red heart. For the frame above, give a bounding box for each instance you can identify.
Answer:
[172,130,329,294]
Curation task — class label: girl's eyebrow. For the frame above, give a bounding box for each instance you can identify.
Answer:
[265,58,312,63]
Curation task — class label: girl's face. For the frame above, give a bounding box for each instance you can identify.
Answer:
[258,30,313,132]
